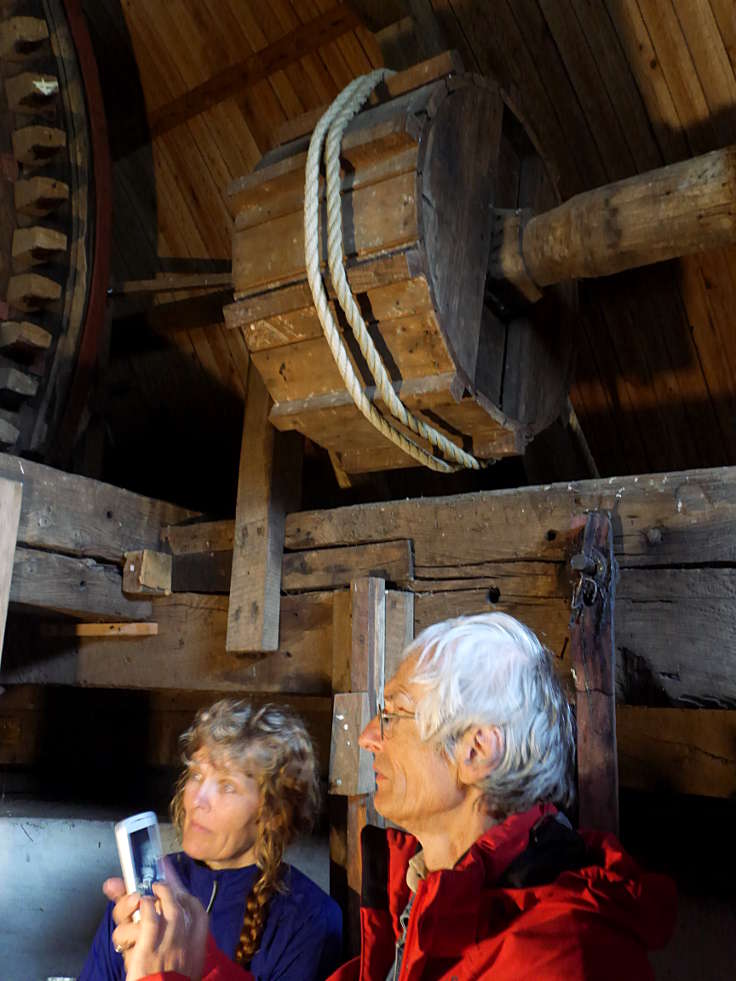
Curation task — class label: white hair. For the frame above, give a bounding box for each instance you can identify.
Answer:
[408,612,575,818]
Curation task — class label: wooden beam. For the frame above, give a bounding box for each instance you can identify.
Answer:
[41,622,158,638]
[521,145,736,286]
[286,466,736,706]
[570,512,619,836]
[0,477,22,665]
[148,3,361,140]
[0,453,197,563]
[0,591,334,693]
[108,273,233,296]
[227,364,301,653]
[10,546,152,621]
[617,706,736,799]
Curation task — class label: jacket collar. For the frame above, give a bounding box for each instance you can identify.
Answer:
[385,803,558,958]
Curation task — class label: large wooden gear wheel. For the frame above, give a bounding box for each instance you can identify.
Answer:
[0,0,110,462]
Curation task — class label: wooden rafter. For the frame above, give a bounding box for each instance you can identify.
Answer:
[148,2,362,140]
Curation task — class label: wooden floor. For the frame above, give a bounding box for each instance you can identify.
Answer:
[86,0,736,484]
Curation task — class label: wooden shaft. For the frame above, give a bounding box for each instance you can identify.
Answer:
[522,145,736,286]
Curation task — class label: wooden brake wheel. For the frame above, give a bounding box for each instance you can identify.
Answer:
[0,0,110,461]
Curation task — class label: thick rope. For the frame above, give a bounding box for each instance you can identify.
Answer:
[323,76,482,470]
[304,71,480,472]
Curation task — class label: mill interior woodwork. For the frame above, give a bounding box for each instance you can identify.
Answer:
[1,4,736,963]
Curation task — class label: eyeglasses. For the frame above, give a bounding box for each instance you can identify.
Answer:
[377,702,417,741]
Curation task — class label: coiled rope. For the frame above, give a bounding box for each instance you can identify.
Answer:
[304,69,483,472]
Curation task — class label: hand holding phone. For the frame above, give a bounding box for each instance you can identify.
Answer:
[114,811,166,919]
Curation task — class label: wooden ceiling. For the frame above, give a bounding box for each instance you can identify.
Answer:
[87,0,736,495]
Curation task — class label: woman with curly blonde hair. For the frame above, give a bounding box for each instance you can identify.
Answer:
[81,699,342,981]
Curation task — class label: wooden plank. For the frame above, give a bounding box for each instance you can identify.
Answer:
[10,546,152,621]
[0,590,334,693]
[385,588,414,678]
[251,310,454,402]
[285,467,736,566]
[147,3,361,139]
[329,690,373,793]
[41,621,159,637]
[617,706,736,798]
[227,363,301,652]
[230,137,418,229]
[161,519,235,555]
[272,49,464,145]
[569,513,618,836]
[283,540,413,592]
[232,170,418,295]
[0,453,198,564]
[0,477,22,665]
[225,250,424,328]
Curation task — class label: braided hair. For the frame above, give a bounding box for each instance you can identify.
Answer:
[171,699,320,965]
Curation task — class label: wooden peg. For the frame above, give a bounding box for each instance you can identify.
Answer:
[0,17,49,61]
[0,409,20,446]
[7,273,61,312]
[0,320,52,355]
[11,126,66,167]
[12,226,67,272]
[5,72,59,115]
[0,356,39,399]
[14,176,69,217]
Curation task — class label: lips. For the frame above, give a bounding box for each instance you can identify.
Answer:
[188,820,211,834]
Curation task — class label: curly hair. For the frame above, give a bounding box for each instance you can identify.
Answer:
[170,699,320,965]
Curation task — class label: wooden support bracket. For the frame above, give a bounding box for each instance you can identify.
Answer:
[123,549,172,597]
[569,511,620,835]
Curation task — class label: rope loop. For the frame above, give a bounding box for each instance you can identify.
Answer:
[304,70,485,472]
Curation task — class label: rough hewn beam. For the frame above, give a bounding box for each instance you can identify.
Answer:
[0,452,197,563]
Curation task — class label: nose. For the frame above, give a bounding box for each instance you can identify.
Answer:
[359,713,382,753]
[192,779,213,809]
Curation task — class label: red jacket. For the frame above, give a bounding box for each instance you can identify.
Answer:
[328,804,676,981]
[143,934,252,981]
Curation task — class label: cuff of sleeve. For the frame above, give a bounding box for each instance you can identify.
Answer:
[203,932,255,981]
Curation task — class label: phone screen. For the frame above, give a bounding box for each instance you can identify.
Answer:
[128,824,163,896]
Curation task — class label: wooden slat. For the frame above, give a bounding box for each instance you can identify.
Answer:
[10,546,152,621]
[283,540,413,592]
[227,363,301,652]
[14,177,69,218]
[232,169,418,295]
[0,590,335,693]
[0,17,49,61]
[224,251,424,328]
[0,477,22,665]
[11,226,67,272]
[41,621,159,637]
[0,321,52,355]
[252,310,454,403]
[0,452,198,564]
[11,125,66,168]
[6,273,61,312]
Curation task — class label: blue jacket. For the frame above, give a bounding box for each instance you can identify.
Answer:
[79,852,343,981]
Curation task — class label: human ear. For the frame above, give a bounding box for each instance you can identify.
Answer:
[455,725,503,785]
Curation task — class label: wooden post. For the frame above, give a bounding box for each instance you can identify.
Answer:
[0,477,22,666]
[569,511,619,835]
[226,362,301,653]
[329,577,415,959]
